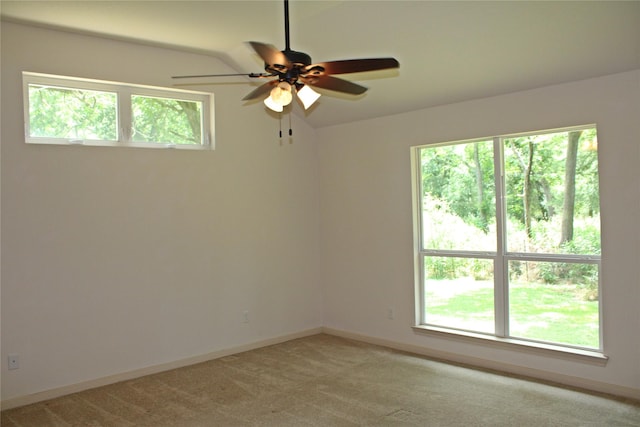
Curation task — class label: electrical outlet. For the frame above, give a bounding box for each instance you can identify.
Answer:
[387,307,395,320]
[242,310,249,323]
[8,354,19,370]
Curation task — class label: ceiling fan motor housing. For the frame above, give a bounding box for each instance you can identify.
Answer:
[266,49,318,85]
[285,49,311,66]
[266,50,310,70]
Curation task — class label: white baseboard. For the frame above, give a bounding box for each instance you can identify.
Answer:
[1,327,322,411]
[322,327,640,402]
[4,326,637,410]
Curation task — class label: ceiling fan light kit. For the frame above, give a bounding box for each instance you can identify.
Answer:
[173,0,399,117]
[263,82,321,112]
[263,94,284,112]
[266,81,294,110]
[296,85,322,110]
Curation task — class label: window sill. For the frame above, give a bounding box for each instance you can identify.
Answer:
[412,325,608,366]
[26,138,213,150]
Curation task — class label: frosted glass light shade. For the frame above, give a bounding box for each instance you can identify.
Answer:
[270,82,293,106]
[297,85,321,110]
[264,95,284,112]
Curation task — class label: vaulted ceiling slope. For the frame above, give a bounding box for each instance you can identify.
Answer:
[2,1,639,128]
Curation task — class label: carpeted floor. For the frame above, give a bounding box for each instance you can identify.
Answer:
[2,334,639,426]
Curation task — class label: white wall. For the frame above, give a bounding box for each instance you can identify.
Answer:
[1,22,323,403]
[318,71,640,397]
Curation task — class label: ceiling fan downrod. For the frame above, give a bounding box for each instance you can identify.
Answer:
[284,0,291,52]
[278,0,311,76]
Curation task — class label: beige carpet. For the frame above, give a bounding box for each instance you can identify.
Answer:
[2,334,639,426]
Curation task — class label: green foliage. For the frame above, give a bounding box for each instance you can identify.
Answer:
[504,135,563,224]
[562,223,601,255]
[28,85,202,144]
[536,222,600,294]
[424,254,493,282]
[422,194,599,288]
[132,96,202,144]
[503,130,600,235]
[421,141,495,233]
[29,85,117,140]
[421,129,601,255]
[425,256,459,280]
[574,129,600,217]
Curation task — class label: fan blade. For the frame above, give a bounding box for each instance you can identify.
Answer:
[248,41,291,71]
[304,58,399,76]
[242,80,278,101]
[302,75,367,95]
[172,72,272,79]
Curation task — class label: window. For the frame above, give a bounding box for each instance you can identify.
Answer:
[23,72,214,149]
[413,126,602,353]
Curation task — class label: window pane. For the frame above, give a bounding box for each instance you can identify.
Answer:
[424,257,494,334]
[28,84,117,140]
[508,260,599,348]
[420,141,496,251]
[503,129,600,255]
[132,95,202,144]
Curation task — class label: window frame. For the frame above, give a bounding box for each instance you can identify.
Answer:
[23,71,215,150]
[411,125,605,361]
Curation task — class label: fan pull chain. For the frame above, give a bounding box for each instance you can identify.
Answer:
[276,111,292,142]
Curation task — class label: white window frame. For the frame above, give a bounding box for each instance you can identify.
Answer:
[411,125,607,362]
[23,72,215,150]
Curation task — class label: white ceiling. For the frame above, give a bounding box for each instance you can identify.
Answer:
[2,1,639,128]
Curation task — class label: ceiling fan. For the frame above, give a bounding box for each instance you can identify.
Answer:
[172,0,399,112]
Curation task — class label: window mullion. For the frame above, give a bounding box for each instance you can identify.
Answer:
[118,87,132,143]
[412,148,426,326]
[493,136,508,337]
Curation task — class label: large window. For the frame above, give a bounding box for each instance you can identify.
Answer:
[23,72,214,149]
[413,126,602,352]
